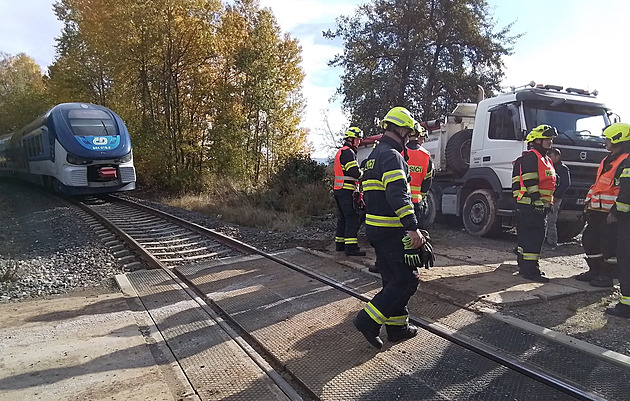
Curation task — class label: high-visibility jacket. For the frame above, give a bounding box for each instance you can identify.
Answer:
[334,144,360,191]
[362,135,418,241]
[405,143,433,203]
[586,152,630,212]
[517,149,556,205]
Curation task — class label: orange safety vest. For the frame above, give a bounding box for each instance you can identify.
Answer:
[406,146,431,203]
[586,153,630,212]
[517,149,556,205]
[334,146,358,191]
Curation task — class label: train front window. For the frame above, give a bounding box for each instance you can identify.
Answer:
[523,101,609,144]
[67,109,118,137]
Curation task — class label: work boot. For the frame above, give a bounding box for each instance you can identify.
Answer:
[589,275,614,288]
[387,324,418,343]
[519,271,549,283]
[335,242,345,252]
[575,257,601,282]
[353,311,383,349]
[605,303,630,318]
[345,244,366,257]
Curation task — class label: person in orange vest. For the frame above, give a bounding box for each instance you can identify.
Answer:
[514,125,557,283]
[334,126,366,256]
[405,123,434,228]
[605,123,630,318]
[576,123,630,287]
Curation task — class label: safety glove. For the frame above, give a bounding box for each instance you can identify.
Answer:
[533,199,546,215]
[402,235,424,268]
[420,242,435,269]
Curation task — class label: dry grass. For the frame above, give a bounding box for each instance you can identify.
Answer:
[0,259,20,282]
[162,181,334,231]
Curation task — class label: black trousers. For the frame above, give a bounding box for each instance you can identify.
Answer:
[413,202,426,230]
[617,214,630,296]
[334,189,361,245]
[582,210,617,261]
[366,234,420,330]
[516,205,546,275]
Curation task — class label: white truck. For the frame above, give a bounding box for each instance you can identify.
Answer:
[358,82,614,240]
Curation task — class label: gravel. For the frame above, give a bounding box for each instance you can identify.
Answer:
[0,181,121,301]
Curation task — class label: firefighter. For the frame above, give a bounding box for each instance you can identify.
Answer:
[606,123,630,318]
[405,123,434,228]
[334,126,366,256]
[514,124,557,283]
[577,123,630,288]
[353,107,435,349]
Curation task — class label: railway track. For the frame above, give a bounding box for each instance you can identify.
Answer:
[72,195,629,401]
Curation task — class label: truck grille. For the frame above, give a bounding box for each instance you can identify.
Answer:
[119,166,136,183]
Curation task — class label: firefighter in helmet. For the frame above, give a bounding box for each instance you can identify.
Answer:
[353,107,435,349]
[604,123,630,317]
[333,126,366,256]
[577,123,630,288]
[405,122,434,228]
[513,124,557,282]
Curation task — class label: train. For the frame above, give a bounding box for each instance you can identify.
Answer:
[0,103,136,195]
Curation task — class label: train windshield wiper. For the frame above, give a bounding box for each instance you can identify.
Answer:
[101,120,109,136]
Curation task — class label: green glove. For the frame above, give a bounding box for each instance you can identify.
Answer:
[533,199,546,215]
[402,235,425,268]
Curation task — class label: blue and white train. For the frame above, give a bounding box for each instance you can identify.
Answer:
[0,103,136,195]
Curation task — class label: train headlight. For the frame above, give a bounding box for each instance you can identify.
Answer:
[66,154,92,165]
[114,151,132,164]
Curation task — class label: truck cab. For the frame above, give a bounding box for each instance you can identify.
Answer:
[359,83,613,240]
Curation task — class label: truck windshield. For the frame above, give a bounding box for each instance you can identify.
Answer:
[523,101,609,144]
[66,109,119,137]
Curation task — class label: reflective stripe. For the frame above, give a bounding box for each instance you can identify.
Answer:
[335,237,345,243]
[344,237,358,245]
[364,302,387,324]
[395,204,414,219]
[385,315,408,326]
[411,193,422,201]
[512,190,520,197]
[512,176,520,183]
[585,254,604,259]
[335,175,358,181]
[621,168,630,178]
[365,214,403,227]
[382,169,406,187]
[525,185,539,193]
[516,246,523,255]
[521,172,539,181]
[522,252,539,261]
[344,160,358,170]
[617,201,630,213]
[342,183,356,190]
[409,185,422,192]
[517,197,532,205]
[424,170,433,179]
[621,296,630,306]
[362,179,385,191]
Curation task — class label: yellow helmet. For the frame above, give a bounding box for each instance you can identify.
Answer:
[526,124,558,143]
[603,123,630,144]
[380,107,416,130]
[412,121,428,138]
[344,126,362,139]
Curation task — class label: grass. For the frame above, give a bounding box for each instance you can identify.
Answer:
[0,259,21,282]
[162,181,335,231]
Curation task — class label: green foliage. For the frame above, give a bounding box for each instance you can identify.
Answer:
[324,0,521,136]
[45,0,308,192]
[0,53,52,135]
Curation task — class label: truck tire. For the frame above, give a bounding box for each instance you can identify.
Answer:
[557,218,585,242]
[462,189,502,237]
[419,190,437,227]
[445,129,472,177]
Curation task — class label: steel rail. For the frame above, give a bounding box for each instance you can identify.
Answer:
[102,195,605,401]
[71,197,304,401]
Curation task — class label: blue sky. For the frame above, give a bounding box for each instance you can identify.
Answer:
[1,0,629,157]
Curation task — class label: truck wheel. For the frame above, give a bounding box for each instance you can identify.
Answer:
[419,190,437,227]
[445,129,472,177]
[557,218,585,242]
[462,189,502,237]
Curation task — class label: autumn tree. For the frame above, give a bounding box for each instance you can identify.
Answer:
[0,53,51,134]
[324,0,520,137]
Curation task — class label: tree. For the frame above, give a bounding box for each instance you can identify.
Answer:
[324,0,520,137]
[0,53,51,134]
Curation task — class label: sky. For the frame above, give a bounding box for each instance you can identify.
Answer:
[1,0,629,158]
